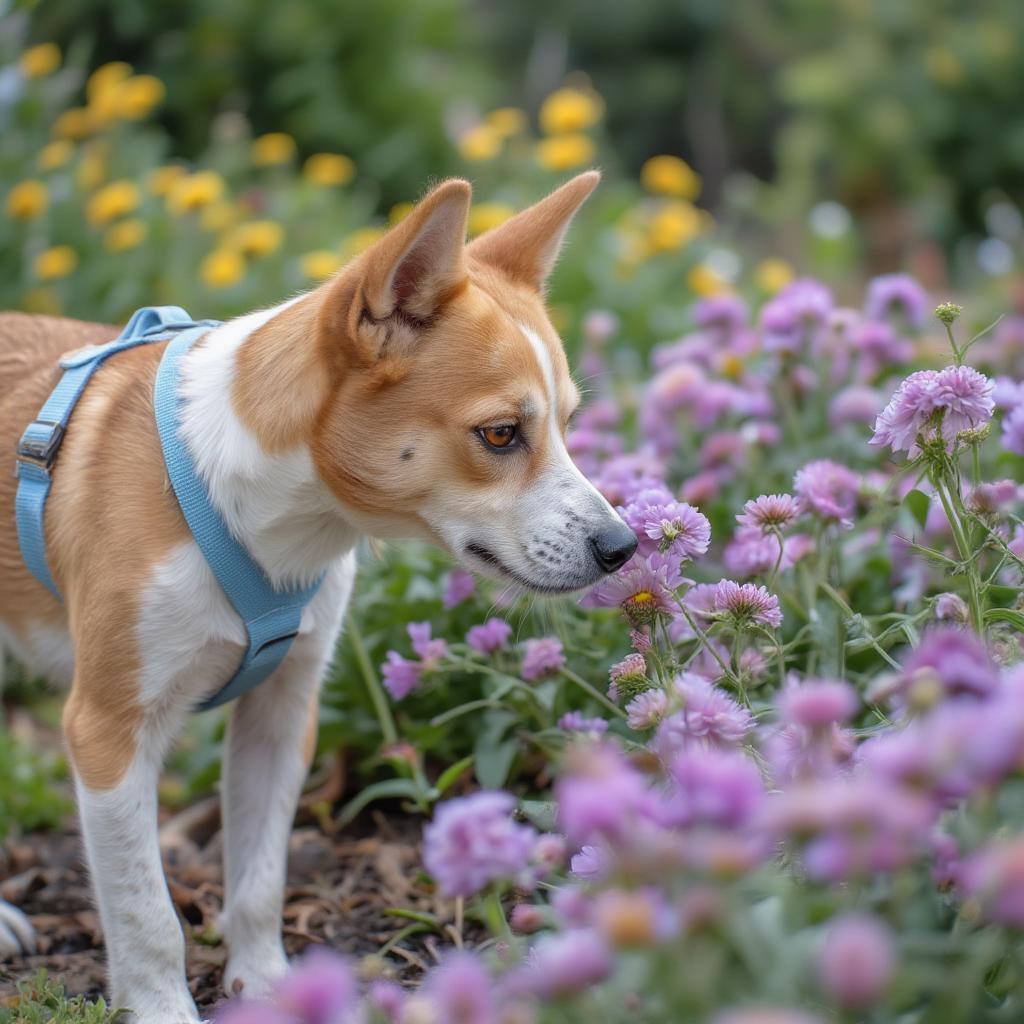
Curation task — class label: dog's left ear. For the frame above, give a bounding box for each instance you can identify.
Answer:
[467,170,600,293]
[354,178,471,325]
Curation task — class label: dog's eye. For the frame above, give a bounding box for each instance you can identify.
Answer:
[478,424,518,450]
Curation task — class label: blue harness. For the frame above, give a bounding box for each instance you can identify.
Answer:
[14,305,323,710]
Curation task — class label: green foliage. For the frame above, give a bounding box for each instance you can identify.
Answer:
[0,727,69,840]
[0,972,119,1024]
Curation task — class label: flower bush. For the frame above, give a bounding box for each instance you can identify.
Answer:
[219,280,1024,1021]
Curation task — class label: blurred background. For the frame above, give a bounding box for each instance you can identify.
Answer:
[2,0,1023,355]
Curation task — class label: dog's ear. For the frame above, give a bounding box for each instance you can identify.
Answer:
[350,178,471,329]
[467,170,600,293]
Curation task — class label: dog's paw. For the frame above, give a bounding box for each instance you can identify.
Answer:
[0,899,36,958]
[223,944,289,1000]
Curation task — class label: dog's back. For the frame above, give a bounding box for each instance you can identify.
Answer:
[0,313,115,681]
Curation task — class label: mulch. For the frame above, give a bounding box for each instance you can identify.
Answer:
[0,755,475,1011]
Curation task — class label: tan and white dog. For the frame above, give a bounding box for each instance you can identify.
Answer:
[0,171,636,1021]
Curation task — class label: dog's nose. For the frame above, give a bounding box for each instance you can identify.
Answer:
[589,521,639,574]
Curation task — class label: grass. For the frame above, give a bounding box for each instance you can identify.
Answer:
[0,973,119,1024]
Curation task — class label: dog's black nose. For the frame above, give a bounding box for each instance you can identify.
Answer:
[589,522,639,573]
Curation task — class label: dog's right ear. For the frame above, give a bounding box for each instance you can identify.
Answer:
[335,178,471,358]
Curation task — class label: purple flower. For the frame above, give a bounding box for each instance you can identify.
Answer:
[570,843,612,881]
[422,791,537,897]
[217,1003,292,1024]
[407,621,448,664]
[713,579,783,629]
[829,385,884,427]
[961,838,1024,928]
[760,279,833,353]
[558,711,609,735]
[609,652,648,699]
[793,459,859,528]
[817,913,896,1010]
[777,679,857,729]
[724,528,784,578]
[851,320,914,370]
[652,674,754,758]
[521,637,566,680]
[900,627,999,704]
[443,568,476,609]
[638,500,711,560]
[466,617,512,654]
[934,593,969,624]
[422,952,498,1024]
[865,273,929,328]
[871,366,994,455]
[381,652,423,700]
[737,494,799,534]
[367,980,405,1021]
[583,309,619,345]
[660,747,765,829]
[712,1010,825,1024]
[1003,403,1024,456]
[526,929,613,998]
[693,293,748,334]
[649,360,707,409]
[273,948,357,1024]
[584,558,677,626]
[625,688,669,730]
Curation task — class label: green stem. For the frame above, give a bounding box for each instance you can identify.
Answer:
[674,602,741,686]
[766,527,786,591]
[347,619,399,746]
[935,478,984,635]
[559,667,626,719]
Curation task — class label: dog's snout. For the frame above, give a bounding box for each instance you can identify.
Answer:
[589,521,638,574]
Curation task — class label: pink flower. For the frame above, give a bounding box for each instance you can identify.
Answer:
[652,674,754,758]
[793,459,859,528]
[1002,403,1024,456]
[865,273,929,328]
[638,500,711,560]
[736,493,799,533]
[465,617,512,654]
[777,679,858,729]
[961,837,1024,928]
[817,913,896,1010]
[521,636,566,680]
[273,948,357,1024]
[423,791,537,897]
[625,688,669,730]
[558,711,609,735]
[407,621,448,664]
[713,579,783,629]
[584,558,677,625]
[442,568,476,609]
[380,652,422,700]
[526,929,613,998]
[422,952,499,1024]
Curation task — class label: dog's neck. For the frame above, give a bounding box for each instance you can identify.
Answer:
[177,295,359,588]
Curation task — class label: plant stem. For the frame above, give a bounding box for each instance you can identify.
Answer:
[559,667,626,718]
[347,619,399,746]
[934,478,984,635]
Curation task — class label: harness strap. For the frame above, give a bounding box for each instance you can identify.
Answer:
[15,305,324,712]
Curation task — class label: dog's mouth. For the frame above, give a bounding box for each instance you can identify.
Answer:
[464,542,596,595]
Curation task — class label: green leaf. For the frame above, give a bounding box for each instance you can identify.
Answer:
[474,737,517,789]
[435,755,474,795]
[903,488,930,529]
[984,607,1024,632]
[335,777,424,828]
[518,798,558,832]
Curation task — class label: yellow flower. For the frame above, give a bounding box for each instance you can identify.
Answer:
[640,155,701,200]
[114,75,166,120]
[457,124,501,162]
[468,202,515,236]
[535,134,595,172]
[538,88,603,135]
[341,226,386,260]
[686,264,727,297]
[389,202,414,224]
[52,107,95,141]
[86,179,141,226]
[21,288,62,315]
[86,62,133,104]
[104,218,147,253]
[38,140,73,171]
[252,132,296,166]
[485,107,527,138]
[303,153,355,187]
[301,250,343,280]
[647,200,701,251]
[226,220,283,258]
[718,352,744,380]
[755,257,795,294]
[6,180,48,220]
[35,246,78,280]
[20,43,61,79]
[200,248,245,289]
[76,143,108,191]
[200,201,240,233]
[147,165,187,197]
[168,171,226,214]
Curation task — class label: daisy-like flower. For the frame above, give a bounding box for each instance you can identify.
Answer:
[865,272,929,328]
[558,711,609,735]
[712,579,783,629]
[586,558,677,627]
[465,617,512,655]
[1002,403,1024,457]
[608,652,649,702]
[639,500,711,560]
[736,493,799,534]
[652,674,754,758]
[794,459,860,528]
[625,688,669,730]
[407,621,449,664]
[871,365,994,456]
[521,637,566,681]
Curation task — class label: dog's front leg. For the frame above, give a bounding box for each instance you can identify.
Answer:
[66,697,199,1024]
[220,662,323,997]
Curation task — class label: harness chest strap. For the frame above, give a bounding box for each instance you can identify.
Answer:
[14,305,324,711]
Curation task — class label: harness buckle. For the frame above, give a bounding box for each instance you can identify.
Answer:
[15,420,66,474]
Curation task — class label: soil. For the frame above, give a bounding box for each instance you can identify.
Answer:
[0,760,472,1013]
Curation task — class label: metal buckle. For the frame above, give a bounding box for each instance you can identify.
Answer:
[16,420,66,473]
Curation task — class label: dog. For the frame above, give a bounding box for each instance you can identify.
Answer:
[0,171,637,1022]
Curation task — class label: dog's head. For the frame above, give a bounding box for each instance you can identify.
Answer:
[305,172,637,593]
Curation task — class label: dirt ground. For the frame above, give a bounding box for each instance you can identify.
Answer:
[0,761,470,1012]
